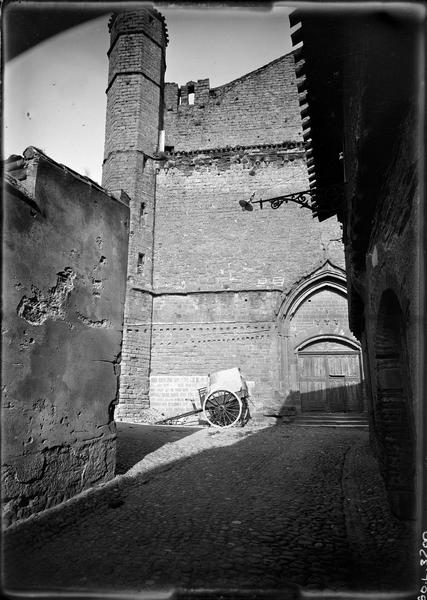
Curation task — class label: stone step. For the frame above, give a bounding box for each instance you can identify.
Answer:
[295,418,368,424]
[293,421,369,429]
[292,412,369,428]
[295,412,367,418]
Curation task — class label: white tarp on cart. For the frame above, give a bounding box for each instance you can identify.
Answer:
[207,367,248,397]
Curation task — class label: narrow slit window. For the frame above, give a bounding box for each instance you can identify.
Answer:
[139,202,146,224]
[137,253,145,274]
[188,85,195,105]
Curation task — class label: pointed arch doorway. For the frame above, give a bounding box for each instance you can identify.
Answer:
[277,261,366,414]
[297,336,363,412]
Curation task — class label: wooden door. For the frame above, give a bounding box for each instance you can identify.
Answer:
[298,351,362,413]
[298,354,328,412]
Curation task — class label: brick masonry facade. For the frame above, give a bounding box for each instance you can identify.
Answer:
[163,55,302,151]
[360,109,419,518]
[289,10,421,518]
[102,9,361,424]
[102,9,167,420]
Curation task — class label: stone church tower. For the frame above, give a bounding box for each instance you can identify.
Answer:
[103,8,364,424]
[102,9,168,419]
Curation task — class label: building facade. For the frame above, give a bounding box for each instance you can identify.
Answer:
[103,8,364,425]
[290,6,423,520]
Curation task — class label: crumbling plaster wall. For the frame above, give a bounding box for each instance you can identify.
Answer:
[2,148,129,525]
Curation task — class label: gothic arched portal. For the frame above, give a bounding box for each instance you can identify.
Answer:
[277,262,365,413]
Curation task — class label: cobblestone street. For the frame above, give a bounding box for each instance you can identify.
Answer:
[116,423,201,475]
[4,424,415,596]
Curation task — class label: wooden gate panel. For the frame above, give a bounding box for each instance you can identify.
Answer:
[345,380,363,412]
[298,349,363,413]
[330,354,363,412]
[298,355,327,412]
[299,380,327,412]
[327,376,346,411]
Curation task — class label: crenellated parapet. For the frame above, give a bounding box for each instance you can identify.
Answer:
[103,7,167,196]
[163,53,303,152]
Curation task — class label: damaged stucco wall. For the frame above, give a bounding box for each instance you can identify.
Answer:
[2,147,129,526]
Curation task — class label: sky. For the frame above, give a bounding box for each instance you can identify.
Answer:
[4,3,294,184]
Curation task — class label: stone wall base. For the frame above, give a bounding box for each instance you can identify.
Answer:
[2,432,116,527]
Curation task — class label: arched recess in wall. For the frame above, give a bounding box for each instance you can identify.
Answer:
[296,334,360,352]
[277,262,364,412]
[374,289,416,520]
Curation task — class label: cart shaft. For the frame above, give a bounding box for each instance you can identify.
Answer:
[155,407,203,425]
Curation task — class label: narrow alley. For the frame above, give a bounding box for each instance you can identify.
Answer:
[3,6,422,600]
[3,423,415,596]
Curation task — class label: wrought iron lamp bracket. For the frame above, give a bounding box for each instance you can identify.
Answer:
[240,184,344,214]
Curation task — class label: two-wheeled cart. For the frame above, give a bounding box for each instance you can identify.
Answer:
[155,367,250,428]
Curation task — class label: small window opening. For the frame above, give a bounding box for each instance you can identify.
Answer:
[188,85,195,105]
[137,253,145,274]
[139,202,146,224]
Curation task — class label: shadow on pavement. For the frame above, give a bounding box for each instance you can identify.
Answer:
[115,423,203,475]
[3,424,417,598]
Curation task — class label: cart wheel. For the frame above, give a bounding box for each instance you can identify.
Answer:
[203,390,243,428]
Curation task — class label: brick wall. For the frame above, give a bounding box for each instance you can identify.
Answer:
[164,54,303,151]
[150,291,280,419]
[101,15,349,423]
[149,375,256,424]
[150,375,209,423]
[154,154,343,292]
[289,289,352,344]
[150,148,345,419]
[144,47,347,423]
[361,109,419,518]
[340,36,419,516]
[102,9,167,421]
